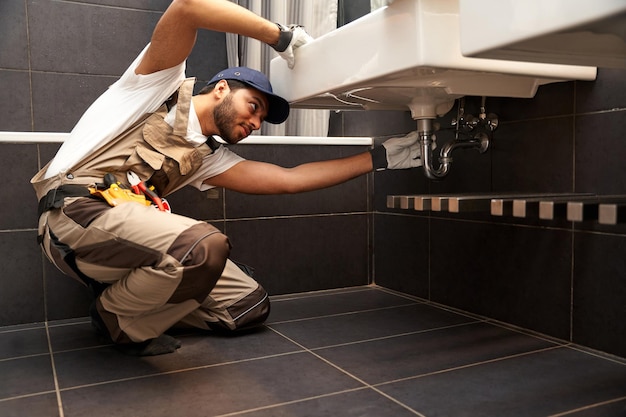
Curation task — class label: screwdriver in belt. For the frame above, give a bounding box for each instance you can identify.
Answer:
[126,171,166,211]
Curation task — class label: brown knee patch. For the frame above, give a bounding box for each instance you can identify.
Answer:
[208,285,271,332]
[167,223,231,303]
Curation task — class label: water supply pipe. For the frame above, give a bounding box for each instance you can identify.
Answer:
[416,97,495,180]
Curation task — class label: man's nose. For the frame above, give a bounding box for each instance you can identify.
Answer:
[249,115,262,130]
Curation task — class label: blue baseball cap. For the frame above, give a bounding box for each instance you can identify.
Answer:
[208,67,290,124]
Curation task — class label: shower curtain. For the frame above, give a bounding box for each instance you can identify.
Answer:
[226,0,338,137]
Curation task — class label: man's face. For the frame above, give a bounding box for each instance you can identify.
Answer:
[213,87,269,144]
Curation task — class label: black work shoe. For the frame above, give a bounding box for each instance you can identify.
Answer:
[89,299,114,344]
[115,335,182,356]
[89,299,181,356]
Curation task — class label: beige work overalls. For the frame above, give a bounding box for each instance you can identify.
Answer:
[31,78,269,344]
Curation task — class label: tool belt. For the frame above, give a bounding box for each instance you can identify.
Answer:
[37,173,169,217]
[89,183,152,209]
[37,185,93,217]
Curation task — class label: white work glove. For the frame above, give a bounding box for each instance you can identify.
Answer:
[370,131,425,170]
[270,23,314,69]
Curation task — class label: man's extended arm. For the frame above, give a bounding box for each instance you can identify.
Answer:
[205,132,422,194]
[135,0,280,75]
[204,152,374,194]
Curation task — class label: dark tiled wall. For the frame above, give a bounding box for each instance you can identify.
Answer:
[373,68,626,358]
[0,0,369,325]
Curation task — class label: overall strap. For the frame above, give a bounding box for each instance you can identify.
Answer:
[172,78,196,137]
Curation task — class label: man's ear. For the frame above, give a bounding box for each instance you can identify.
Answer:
[213,79,230,99]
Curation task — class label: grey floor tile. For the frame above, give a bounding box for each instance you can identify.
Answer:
[267,287,417,323]
[53,327,302,389]
[0,356,55,399]
[316,322,557,385]
[562,397,626,417]
[270,303,476,349]
[60,352,364,417]
[0,327,49,360]
[47,321,104,352]
[234,388,421,417]
[377,347,626,417]
[2,286,624,417]
[0,393,60,417]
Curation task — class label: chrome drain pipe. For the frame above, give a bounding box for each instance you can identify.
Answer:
[417,119,448,180]
[416,97,496,179]
[417,119,490,180]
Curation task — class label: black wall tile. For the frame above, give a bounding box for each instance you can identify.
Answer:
[576,68,626,114]
[69,0,170,10]
[186,31,229,83]
[492,117,574,193]
[31,72,116,132]
[0,144,40,229]
[487,81,575,121]
[0,231,45,326]
[38,143,63,170]
[226,182,368,218]
[575,110,626,194]
[573,233,626,358]
[373,214,430,298]
[0,0,28,70]
[44,263,92,321]
[225,215,369,295]
[28,1,160,75]
[163,186,225,222]
[331,110,416,137]
[0,70,32,131]
[373,168,430,212]
[430,220,572,340]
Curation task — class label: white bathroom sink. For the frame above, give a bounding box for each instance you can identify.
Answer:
[269,0,596,119]
[459,0,626,68]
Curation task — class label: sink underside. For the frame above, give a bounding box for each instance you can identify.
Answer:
[269,0,596,119]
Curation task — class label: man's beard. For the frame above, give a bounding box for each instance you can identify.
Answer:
[213,93,240,144]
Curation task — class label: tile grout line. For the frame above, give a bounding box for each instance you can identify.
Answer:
[373,345,564,388]
[546,395,626,417]
[57,350,305,393]
[44,322,65,417]
[307,321,481,351]
[211,387,373,417]
[267,301,421,325]
[270,285,374,302]
[0,390,59,404]
[375,285,626,363]
[266,326,428,417]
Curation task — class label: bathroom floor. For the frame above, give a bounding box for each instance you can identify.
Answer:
[1,285,625,417]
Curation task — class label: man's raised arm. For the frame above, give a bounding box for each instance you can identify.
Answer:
[135,0,306,75]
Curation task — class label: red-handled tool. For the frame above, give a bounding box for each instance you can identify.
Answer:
[127,171,167,212]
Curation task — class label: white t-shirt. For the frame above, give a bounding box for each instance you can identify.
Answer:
[44,44,244,191]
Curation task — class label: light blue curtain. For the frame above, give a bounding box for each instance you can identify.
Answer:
[227,0,338,137]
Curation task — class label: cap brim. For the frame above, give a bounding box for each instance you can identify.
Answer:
[239,80,289,124]
[264,93,290,124]
[208,68,290,124]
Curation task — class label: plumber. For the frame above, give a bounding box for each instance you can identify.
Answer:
[31,0,421,356]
